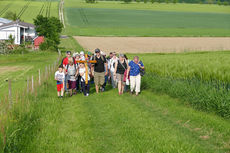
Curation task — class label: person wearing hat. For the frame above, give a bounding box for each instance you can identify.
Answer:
[114,54,129,95]
[80,51,85,61]
[91,48,108,93]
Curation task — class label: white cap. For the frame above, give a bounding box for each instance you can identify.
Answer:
[80,51,84,55]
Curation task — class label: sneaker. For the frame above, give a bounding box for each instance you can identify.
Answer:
[101,87,105,92]
[86,93,89,96]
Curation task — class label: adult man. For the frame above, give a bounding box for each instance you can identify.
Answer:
[91,48,108,93]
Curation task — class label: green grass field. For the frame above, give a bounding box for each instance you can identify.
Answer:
[1,50,230,153]
[64,0,230,36]
[3,74,230,153]
[0,52,58,101]
[0,0,58,23]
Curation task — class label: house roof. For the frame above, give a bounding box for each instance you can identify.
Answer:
[0,18,12,24]
[0,20,35,29]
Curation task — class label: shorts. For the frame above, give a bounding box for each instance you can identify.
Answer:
[68,80,76,89]
[94,72,105,86]
[57,84,63,92]
[116,74,125,84]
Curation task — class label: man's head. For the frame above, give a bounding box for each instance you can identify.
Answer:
[109,52,113,58]
[95,48,100,56]
[58,65,63,72]
[66,51,71,58]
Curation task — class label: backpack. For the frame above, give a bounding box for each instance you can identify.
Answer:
[66,63,77,71]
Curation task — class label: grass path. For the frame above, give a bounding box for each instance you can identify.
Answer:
[22,84,230,153]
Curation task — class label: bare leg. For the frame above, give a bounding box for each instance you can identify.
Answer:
[61,88,64,96]
[96,85,99,93]
[57,92,60,97]
[121,84,124,94]
[118,81,122,94]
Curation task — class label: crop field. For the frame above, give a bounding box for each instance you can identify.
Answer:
[64,0,230,36]
[0,0,59,23]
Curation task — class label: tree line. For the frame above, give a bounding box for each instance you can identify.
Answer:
[86,0,230,5]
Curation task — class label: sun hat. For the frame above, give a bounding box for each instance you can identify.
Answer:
[80,51,84,55]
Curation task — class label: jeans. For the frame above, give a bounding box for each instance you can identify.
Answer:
[110,71,117,88]
[81,81,90,95]
[76,75,81,92]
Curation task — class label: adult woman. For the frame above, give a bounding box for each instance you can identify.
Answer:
[114,54,129,95]
[127,56,144,96]
[66,58,78,96]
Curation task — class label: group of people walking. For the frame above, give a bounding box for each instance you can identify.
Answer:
[54,48,144,98]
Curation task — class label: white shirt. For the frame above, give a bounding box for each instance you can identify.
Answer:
[55,71,65,82]
[109,57,118,72]
[79,67,90,82]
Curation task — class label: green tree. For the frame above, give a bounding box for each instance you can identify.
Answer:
[123,0,132,3]
[217,0,221,5]
[144,0,148,3]
[173,0,178,3]
[136,0,141,3]
[34,15,63,50]
[165,0,169,3]
[151,0,155,3]
[85,0,95,3]
[4,11,17,21]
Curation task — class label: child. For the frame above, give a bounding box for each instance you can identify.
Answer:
[55,65,65,98]
[79,63,90,96]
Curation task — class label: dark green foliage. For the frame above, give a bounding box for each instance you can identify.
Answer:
[144,0,148,3]
[123,0,132,3]
[34,15,63,51]
[85,0,96,3]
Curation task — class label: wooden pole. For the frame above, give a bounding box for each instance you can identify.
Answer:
[38,69,41,86]
[8,79,12,108]
[31,75,34,94]
[27,77,29,94]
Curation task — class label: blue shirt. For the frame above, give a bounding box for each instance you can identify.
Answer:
[129,61,144,76]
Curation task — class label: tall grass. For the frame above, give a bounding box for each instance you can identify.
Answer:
[138,51,230,118]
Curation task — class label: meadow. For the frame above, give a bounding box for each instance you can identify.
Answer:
[64,0,230,36]
[0,0,58,23]
[0,52,58,101]
[2,52,230,152]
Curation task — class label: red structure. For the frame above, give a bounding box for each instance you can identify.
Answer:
[33,36,44,50]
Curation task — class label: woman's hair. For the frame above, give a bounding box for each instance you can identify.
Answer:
[133,56,139,60]
[68,57,73,65]
[124,54,128,60]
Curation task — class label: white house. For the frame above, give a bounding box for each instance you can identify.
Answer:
[0,17,12,26]
[0,19,36,45]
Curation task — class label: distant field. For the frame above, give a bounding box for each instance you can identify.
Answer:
[0,0,59,23]
[64,0,230,36]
